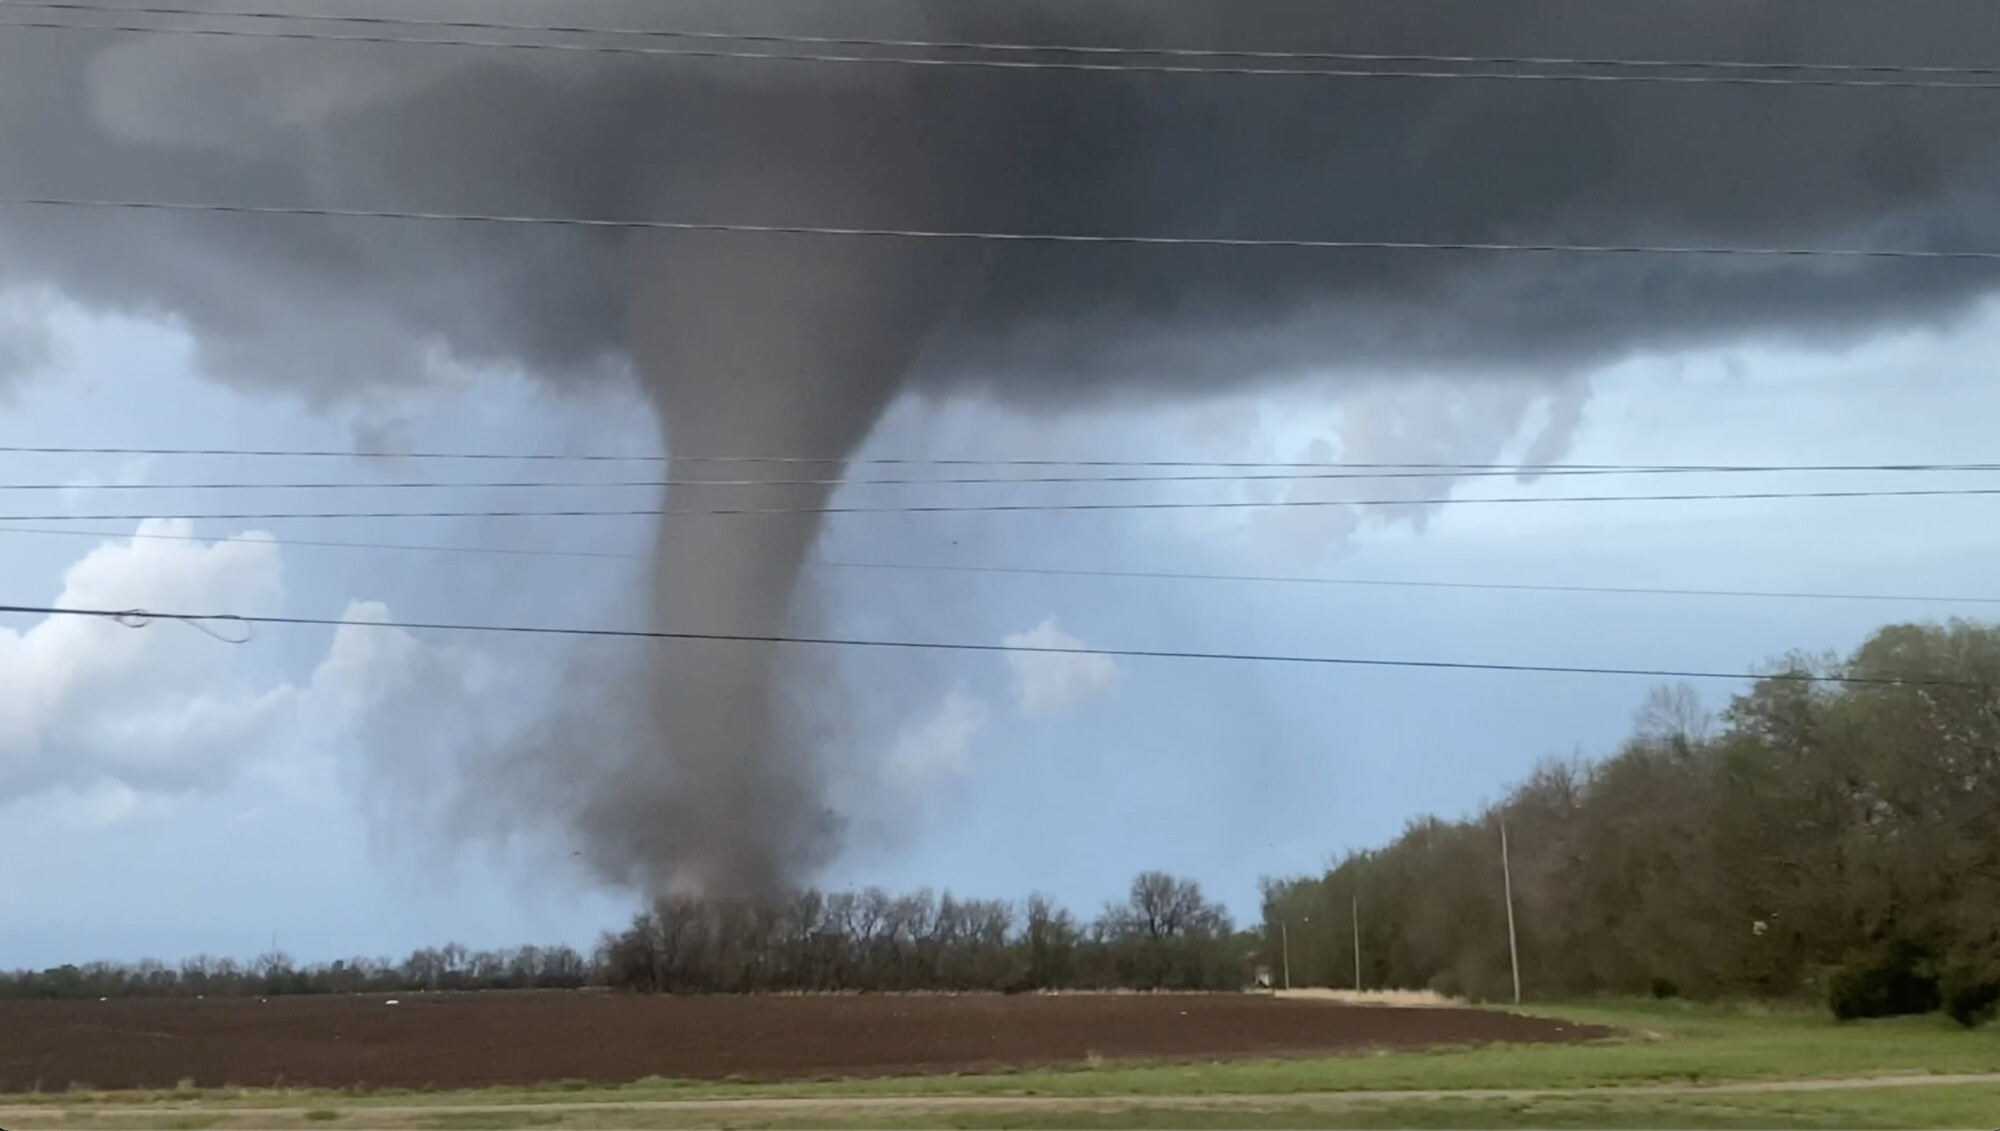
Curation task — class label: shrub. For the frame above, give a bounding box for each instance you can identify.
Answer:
[1649,976,1681,1000]
[1827,939,1941,1021]
[1941,969,2000,1029]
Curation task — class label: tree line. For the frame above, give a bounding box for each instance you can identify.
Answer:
[1258,619,2000,1026]
[0,944,594,1000]
[0,873,1250,999]
[599,872,1246,993]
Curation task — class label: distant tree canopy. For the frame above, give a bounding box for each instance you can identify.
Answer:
[0,873,1251,1000]
[0,945,593,1000]
[597,872,1248,994]
[1259,619,2000,1024]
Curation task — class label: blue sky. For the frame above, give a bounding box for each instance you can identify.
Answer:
[4,295,1999,969]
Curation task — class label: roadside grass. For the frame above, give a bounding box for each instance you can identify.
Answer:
[5,998,1995,1113]
[11,1085,2000,1130]
[603,1087,2000,1130]
[678,1086,2000,1130]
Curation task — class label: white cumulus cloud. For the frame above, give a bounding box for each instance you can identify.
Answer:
[0,520,495,818]
[1001,617,1120,718]
[0,519,292,799]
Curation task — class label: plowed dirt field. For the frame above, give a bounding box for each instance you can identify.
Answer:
[0,991,1607,1092]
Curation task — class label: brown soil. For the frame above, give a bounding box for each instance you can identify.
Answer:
[0,991,1608,1093]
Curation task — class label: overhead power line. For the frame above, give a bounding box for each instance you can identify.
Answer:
[0,600,1980,689]
[4,196,1998,260]
[14,2,2000,81]
[9,445,2000,474]
[0,522,644,561]
[13,463,2000,491]
[830,560,2000,609]
[5,5,1998,90]
[11,484,2000,521]
[10,522,1998,607]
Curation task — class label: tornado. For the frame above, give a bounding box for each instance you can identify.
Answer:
[582,230,968,898]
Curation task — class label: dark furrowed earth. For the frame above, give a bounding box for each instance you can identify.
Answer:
[0,992,1609,1092]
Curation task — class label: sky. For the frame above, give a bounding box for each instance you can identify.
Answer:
[5,293,2000,969]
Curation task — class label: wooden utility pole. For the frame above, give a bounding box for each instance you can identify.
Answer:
[1351,891,1362,991]
[1280,921,1291,991]
[1500,819,1522,1005]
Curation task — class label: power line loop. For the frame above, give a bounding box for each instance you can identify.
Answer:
[102,606,253,643]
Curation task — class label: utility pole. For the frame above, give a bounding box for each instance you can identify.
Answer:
[1281,920,1291,991]
[1351,891,1362,991]
[1500,819,1522,1006]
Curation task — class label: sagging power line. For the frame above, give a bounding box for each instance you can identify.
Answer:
[6,445,2000,474]
[4,196,1999,260]
[5,5,1999,90]
[12,463,2000,491]
[10,2,1999,84]
[7,521,2000,608]
[11,484,2000,521]
[0,600,1981,689]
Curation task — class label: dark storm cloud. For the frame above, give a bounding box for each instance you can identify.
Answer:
[5,0,1996,396]
[2,0,1995,895]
